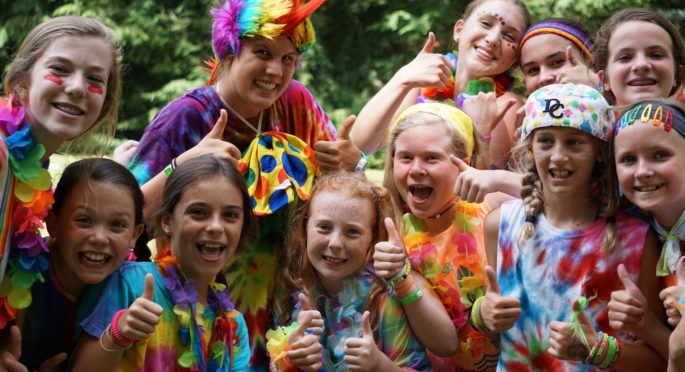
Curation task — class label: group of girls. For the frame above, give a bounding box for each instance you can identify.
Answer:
[1,0,685,371]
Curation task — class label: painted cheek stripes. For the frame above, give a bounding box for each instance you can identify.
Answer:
[87,86,104,95]
[43,74,63,85]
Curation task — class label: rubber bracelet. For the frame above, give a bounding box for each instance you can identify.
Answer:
[163,157,177,176]
[599,335,618,368]
[355,151,368,172]
[394,275,415,295]
[470,296,490,334]
[482,134,492,142]
[389,257,412,283]
[111,309,135,344]
[397,288,422,304]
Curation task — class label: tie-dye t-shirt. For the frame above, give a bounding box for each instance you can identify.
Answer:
[496,200,648,371]
[285,267,432,371]
[402,200,498,371]
[127,81,335,370]
[81,262,250,371]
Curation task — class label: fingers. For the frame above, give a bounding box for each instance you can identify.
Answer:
[289,311,313,344]
[9,326,21,360]
[485,266,501,294]
[495,98,517,125]
[142,273,154,301]
[38,352,67,372]
[384,218,402,247]
[286,334,322,371]
[206,109,228,139]
[677,256,685,286]
[421,32,436,54]
[298,293,313,311]
[617,264,640,293]
[373,220,406,279]
[450,154,471,172]
[565,46,578,67]
[336,115,356,141]
[361,311,373,339]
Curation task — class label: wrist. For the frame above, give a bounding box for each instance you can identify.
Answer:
[354,151,367,172]
[111,310,135,344]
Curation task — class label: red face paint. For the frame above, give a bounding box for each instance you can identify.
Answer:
[44,74,63,85]
[87,86,104,95]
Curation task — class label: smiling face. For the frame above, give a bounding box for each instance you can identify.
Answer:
[520,33,586,94]
[614,123,685,227]
[26,35,111,150]
[530,127,600,198]
[604,21,676,106]
[306,191,374,294]
[393,123,461,218]
[48,181,142,296]
[219,36,298,119]
[163,176,244,284]
[454,0,527,78]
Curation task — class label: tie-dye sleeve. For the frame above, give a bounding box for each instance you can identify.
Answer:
[377,295,432,371]
[275,80,336,145]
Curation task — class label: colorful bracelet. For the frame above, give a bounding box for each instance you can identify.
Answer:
[397,288,423,304]
[110,309,135,344]
[394,275,415,295]
[585,332,604,364]
[355,151,368,172]
[388,257,411,283]
[599,335,620,369]
[163,157,178,176]
[469,296,490,334]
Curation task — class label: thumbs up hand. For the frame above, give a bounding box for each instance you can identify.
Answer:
[393,32,453,90]
[314,115,362,172]
[344,311,384,372]
[462,93,517,140]
[118,274,163,340]
[548,300,597,361]
[177,109,242,167]
[660,257,685,326]
[296,293,324,336]
[286,312,323,372]
[373,218,407,279]
[608,264,648,333]
[557,46,600,89]
[479,266,522,333]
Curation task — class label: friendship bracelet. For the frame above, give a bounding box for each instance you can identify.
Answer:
[110,309,135,344]
[585,332,604,364]
[388,257,412,283]
[397,288,423,304]
[599,335,620,369]
[354,151,368,172]
[99,326,132,352]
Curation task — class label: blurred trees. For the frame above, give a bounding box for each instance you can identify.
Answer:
[1,0,683,148]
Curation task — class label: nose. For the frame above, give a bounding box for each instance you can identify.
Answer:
[328,230,343,250]
[265,59,284,78]
[408,159,427,176]
[549,143,569,163]
[539,67,557,87]
[484,27,500,46]
[205,213,224,234]
[89,225,109,245]
[63,73,87,98]
[635,159,654,179]
[631,54,652,75]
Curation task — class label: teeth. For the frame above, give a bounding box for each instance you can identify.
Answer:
[81,252,108,263]
[636,184,659,191]
[54,104,83,115]
[324,256,346,263]
[255,81,276,90]
[198,243,225,257]
[476,47,494,60]
[551,169,571,178]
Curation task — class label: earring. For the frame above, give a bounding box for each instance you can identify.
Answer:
[163,226,171,236]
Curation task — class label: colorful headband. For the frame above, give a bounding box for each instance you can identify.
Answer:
[519,22,594,64]
[211,0,325,60]
[521,83,613,141]
[615,101,685,138]
[390,103,475,157]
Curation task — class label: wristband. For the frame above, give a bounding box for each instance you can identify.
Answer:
[354,151,368,172]
[163,157,178,176]
[481,134,492,142]
[394,275,415,295]
[397,288,422,304]
[385,257,411,284]
[111,309,135,344]
[469,296,490,334]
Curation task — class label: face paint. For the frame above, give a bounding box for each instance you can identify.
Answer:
[479,10,506,25]
[44,74,63,85]
[87,85,104,95]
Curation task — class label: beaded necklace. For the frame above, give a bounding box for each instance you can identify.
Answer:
[0,96,52,328]
[157,253,243,371]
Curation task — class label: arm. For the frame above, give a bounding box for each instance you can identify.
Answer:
[669,316,685,372]
[484,207,501,267]
[451,154,523,204]
[486,93,524,169]
[351,33,453,154]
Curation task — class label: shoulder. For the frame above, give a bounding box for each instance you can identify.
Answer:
[146,86,220,131]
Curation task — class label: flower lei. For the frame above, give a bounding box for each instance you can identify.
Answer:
[157,253,242,371]
[0,96,52,328]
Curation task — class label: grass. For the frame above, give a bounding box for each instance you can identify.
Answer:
[364,168,384,186]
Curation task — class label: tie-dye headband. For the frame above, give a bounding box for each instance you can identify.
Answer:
[519,22,594,64]
[390,103,475,157]
[615,101,685,138]
[211,0,325,60]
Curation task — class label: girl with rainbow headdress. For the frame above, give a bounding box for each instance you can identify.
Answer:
[126,0,363,368]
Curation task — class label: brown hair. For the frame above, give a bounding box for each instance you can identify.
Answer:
[3,16,123,154]
[383,112,484,216]
[276,172,395,333]
[511,131,618,252]
[595,8,685,104]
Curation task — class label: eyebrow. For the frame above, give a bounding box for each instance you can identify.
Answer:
[44,56,108,73]
[75,205,132,217]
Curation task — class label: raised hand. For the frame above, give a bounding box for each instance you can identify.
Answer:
[286,312,323,372]
[111,140,139,167]
[558,46,599,89]
[177,109,242,166]
[313,115,361,172]
[296,293,324,336]
[608,264,647,333]
[451,155,493,203]
[462,92,517,139]
[479,266,522,333]
[0,326,28,372]
[393,32,453,90]
[548,300,597,361]
[118,274,163,340]
[373,218,407,279]
[344,311,383,372]
[660,257,685,326]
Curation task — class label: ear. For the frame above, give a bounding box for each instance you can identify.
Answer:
[46,211,58,238]
[453,20,465,44]
[161,215,172,237]
[130,223,145,248]
[598,70,610,93]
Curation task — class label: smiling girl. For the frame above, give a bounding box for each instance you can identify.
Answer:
[351,0,530,169]
[73,155,254,371]
[271,172,431,371]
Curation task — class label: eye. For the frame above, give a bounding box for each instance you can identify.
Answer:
[616,54,632,63]
[551,58,566,67]
[223,210,240,220]
[503,32,516,42]
[88,75,106,84]
[523,66,539,76]
[397,154,412,162]
[619,155,636,164]
[654,150,671,160]
[256,49,271,58]
[316,223,332,233]
[283,55,296,65]
[480,20,492,28]
[188,207,206,217]
[75,216,92,225]
[650,51,667,59]
[536,136,553,145]
[111,220,128,230]
[346,228,361,237]
[49,65,68,74]
[567,138,582,146]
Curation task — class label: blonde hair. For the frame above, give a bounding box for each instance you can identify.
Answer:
[4,16,122,154]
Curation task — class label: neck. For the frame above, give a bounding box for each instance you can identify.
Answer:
[654,207,685,231]
[29,122,61,161]
[453,60,476,96]
[50,254,85,298]
[216,80,261,120]
[422,202,457,236]
[543,191,598,230]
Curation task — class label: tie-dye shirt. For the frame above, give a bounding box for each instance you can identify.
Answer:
[127,81,335,370]
[496,200,648,371]
[285,267,432,371]
[80,262,250,371]
[402,200,498,371]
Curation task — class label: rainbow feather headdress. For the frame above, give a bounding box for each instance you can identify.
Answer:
[211,0,324,61]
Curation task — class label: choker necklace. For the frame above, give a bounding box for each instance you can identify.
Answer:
[215,84,263,135]
[427,203,455,219]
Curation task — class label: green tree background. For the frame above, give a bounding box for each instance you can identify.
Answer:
[1,0,683,161]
